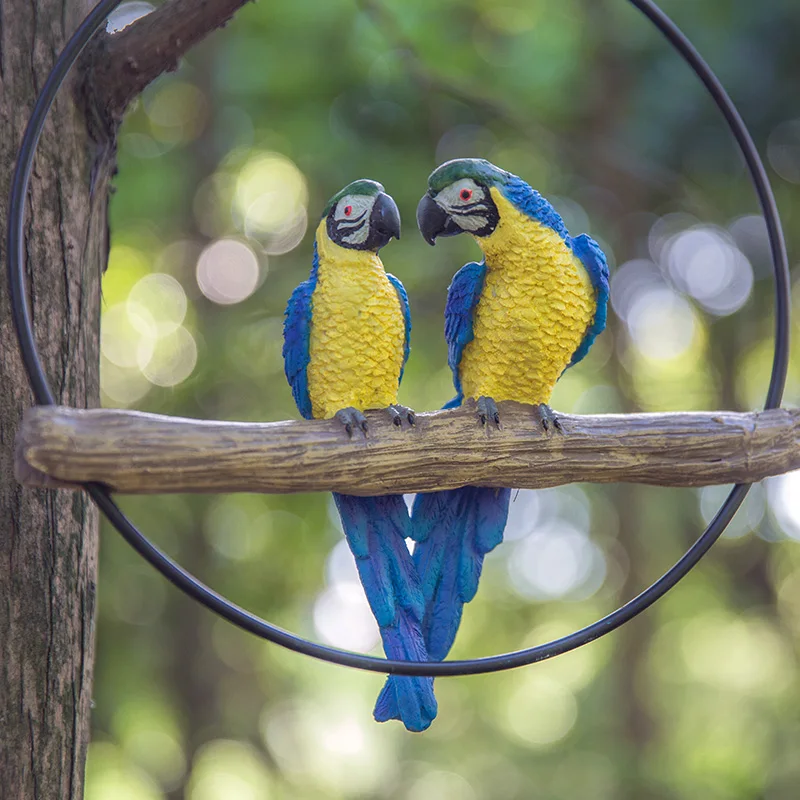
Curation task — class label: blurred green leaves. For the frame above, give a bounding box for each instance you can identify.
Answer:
[91,1,800,797]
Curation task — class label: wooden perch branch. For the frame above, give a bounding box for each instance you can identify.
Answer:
[83,0,251,127]
[15,404,800,496]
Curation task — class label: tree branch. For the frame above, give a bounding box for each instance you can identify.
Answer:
[82,0,251,129]
[15,404,800,496]
[354,0,710,216]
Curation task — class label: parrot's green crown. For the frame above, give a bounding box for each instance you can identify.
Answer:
[427,158,512,193]
[322,179,385,217]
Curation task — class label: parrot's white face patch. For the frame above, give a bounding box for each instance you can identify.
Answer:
[435,179,492,232]
[333,194,375,246]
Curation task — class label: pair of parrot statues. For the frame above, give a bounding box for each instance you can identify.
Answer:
[282,158,610,733]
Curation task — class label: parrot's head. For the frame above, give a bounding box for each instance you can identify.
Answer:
[417,158,512,245]
[323,179,401,252]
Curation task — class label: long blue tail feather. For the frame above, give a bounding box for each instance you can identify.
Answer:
[373,614,437,728]
[410,487,511,661]
[332,493,437,732]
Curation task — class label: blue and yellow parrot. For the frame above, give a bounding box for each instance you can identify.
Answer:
[282,179,438,732]
[412,158,609,664]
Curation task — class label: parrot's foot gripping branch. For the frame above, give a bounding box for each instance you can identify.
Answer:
[388,404,416,427]
[534,403,563,434]
[476,395,501,427]
[335,407,369,437]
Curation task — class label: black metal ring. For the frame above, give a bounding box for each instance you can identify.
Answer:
[6,0,791,677]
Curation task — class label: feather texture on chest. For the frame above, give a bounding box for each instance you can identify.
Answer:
[459,189,596,404]
[307,228,405,418]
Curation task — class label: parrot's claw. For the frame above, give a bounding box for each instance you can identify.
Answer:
[534,403,563,434]
[335,407,369,438]
[388,404,416,427]
[476,396,501,428]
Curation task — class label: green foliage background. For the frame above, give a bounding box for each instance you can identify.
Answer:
[89,1,800,797]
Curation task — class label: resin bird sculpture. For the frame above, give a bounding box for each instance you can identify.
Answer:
[282,179,437,732]
[411,158,610,666]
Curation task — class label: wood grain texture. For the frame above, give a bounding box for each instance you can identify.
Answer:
[15,404,800,496]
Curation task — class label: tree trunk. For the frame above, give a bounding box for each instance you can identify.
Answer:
[0,0,114,796]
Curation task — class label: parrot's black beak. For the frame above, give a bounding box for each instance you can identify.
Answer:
[416,193,462,246]
[370,192,401,249]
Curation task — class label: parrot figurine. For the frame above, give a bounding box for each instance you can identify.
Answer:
[412,158,610,664]
[282,179,438,732]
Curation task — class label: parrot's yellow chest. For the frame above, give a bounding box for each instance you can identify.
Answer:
[307,229,405,419]
[459,189,596,405]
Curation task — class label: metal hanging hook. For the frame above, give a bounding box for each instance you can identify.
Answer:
[6,0,791,677]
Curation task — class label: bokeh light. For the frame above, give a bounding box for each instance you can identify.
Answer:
[313,582,380,652]
[325,537,362,585]
[648,212,699,263]
[233,152,309,254]
[767,119,800,184]
[662,225,754,316]
[140,326,198,387]
[100,357,152,406]
[101,264,198,399]
[101,302,157,370]
[611,258,703,362]
[699,484,766,539]
[196,238,261,305]
[128,273,188,336]
[503,489,543,542]
[767,470,800,541]
[508,522,606,601]
[628,286,698,360]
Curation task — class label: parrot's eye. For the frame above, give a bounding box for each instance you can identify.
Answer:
[460,188,473,201]
[344,205,353,216]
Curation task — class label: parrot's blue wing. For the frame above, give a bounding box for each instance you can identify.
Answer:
[568,233,610,368]
[387,273,411,382]
[334,493,437,732]
[410,487,510,661]
[444,261,486,403]
[282,248,319,420]
[409,261,507,662]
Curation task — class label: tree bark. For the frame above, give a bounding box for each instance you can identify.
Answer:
[83,0,251,128]
[0,0,113,796]
[1,0,257,793]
